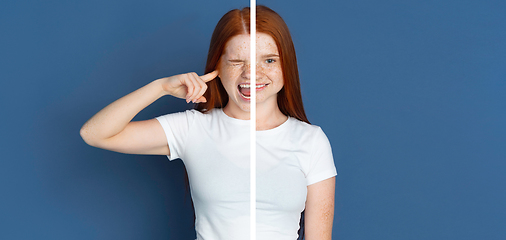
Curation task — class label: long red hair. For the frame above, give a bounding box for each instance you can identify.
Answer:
[195,5,310,124]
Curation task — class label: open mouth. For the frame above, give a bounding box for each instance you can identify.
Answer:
[238,83,269,99]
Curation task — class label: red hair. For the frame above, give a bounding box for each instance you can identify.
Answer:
[196,6,310,124]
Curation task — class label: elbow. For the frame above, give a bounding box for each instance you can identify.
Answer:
[80,125,98,147]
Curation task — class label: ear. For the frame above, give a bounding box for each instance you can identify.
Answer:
[216,57,223,78]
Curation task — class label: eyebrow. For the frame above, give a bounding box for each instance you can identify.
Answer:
[227,54,279,62]
[262,54,280,58]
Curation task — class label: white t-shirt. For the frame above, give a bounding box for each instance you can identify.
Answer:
[156,108,337,240]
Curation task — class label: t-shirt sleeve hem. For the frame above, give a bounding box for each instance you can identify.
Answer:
[306,169,337,186]
[155,116,179,161]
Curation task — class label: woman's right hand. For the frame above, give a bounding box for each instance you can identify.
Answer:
[80,70,218,155]
[160,70,218,103]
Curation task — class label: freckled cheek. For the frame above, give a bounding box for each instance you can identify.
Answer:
[262,67,283,85]
[261,65,280,72]
[221,68,242,79]
[219,67,242,87]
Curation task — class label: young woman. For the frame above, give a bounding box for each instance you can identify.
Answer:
[81,6,336,240]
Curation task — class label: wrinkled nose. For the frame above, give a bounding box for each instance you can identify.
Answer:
[241,63,265,80]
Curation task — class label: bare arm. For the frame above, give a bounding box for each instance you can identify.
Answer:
[304,176,336,240]
[80,71,218,155]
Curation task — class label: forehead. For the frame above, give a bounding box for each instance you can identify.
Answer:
[222,33,279,58]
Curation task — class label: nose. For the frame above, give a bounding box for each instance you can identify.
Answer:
[240,62,265,80]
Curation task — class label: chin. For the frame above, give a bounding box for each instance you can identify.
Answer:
[229,96,251,112]
[238,103,251,112]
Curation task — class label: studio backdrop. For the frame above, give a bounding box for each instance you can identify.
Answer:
[1,0,505,239]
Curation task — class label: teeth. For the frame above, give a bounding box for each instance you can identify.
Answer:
[239,84,267,88]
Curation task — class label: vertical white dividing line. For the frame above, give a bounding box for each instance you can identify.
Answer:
[249,1,256,240]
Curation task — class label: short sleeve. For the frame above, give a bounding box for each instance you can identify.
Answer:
[155,110,197,160]
[306,127,338,186]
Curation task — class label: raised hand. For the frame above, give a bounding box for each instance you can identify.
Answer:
[160,70,218,103]
[80,69,218,155]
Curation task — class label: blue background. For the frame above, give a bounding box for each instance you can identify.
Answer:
[1,0,505,239]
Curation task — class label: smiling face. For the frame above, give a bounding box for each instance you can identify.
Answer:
[218,33,284,118]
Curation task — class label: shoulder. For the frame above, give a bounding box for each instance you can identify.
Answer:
[287,118,328,141]
[287,118,333,160]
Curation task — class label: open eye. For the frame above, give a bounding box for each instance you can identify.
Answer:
[265,59,275,64]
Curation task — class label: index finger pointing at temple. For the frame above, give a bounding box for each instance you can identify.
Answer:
[200,70,219,82]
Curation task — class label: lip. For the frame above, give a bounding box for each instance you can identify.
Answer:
[237,83,269,101]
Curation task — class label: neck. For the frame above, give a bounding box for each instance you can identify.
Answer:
[255,102,288,130]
